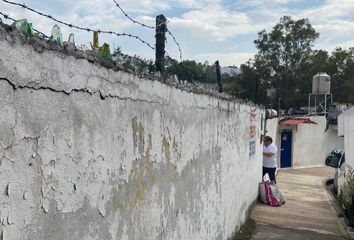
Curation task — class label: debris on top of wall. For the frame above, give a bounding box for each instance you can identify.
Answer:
[66,33,76,51]
[12,19,36,37]
[101,43,110,60]
[0,21,258,106]
[50,25,63,47]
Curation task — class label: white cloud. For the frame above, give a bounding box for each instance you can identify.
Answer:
[292,0,354,52]
[1,0,354,66]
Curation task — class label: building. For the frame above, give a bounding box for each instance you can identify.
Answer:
[338,107,354,168]
[221,66,241,76]
[267,116,344,168]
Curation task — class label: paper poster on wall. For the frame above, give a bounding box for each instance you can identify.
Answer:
[249,107,257,157]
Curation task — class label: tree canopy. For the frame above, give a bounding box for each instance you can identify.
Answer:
[228,16,354,108]
[164,16,354,109]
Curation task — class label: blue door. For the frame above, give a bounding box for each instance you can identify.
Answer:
[280,131,292,168]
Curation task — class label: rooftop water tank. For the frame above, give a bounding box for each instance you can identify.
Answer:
[312,72,331,94]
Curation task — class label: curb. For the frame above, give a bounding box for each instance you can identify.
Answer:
[323,179,354,239]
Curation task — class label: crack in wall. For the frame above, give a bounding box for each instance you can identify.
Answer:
[0,77,167,106]
[0,77,237,113]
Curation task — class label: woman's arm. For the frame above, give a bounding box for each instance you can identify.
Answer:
[263,152,274,157]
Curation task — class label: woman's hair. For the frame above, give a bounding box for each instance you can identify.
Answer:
[265,136,273,143]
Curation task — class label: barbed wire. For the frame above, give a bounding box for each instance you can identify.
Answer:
[0,11,50,39]
[112,0,154,29]
[0,10,176,70]
[111,0,182,60]
[0,11,15,22]
[166,29,182,61]
[1,0,155,49]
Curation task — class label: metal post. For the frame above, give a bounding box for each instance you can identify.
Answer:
[308,94,311,115]
[325,93,328,115]
[155,15,167,74]
[215,60,223,93]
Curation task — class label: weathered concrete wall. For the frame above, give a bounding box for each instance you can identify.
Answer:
[339,108,354,168]
[0,27,263,239]
[292,116,343,168]
[265,118,280,165]
[265,118,278,141]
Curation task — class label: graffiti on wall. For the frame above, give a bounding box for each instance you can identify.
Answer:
[249,107,257,157]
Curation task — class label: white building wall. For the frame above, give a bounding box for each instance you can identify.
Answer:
[290,116,343,168]
[265,118,280,164]
[0,25,263,239]
[340,107,354,168]
[265,118,278,141]
[338,114,345,137]
[267,116,343,168]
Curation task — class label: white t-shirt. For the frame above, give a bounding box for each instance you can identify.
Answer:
[263,143,277,168]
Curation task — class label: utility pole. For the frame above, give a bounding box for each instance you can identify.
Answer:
[215,60,223,93]
[155,15,167,74]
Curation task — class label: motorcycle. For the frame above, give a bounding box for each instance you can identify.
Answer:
[325,149,345,195]
[325,149,345,168]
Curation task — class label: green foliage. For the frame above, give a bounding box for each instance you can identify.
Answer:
[339,166,354,226]
[226,16,354,107]
[167,60,219,83]
[328,48,354,103]
[167,60,237,82]
[112,47,152,75]
[254,16,319,108]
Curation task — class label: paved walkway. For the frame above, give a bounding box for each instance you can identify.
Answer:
[250,167,350,240]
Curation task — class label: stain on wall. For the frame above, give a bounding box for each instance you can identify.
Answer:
[0,25,263,240]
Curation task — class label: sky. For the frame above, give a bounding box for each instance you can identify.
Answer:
[1,0,354,67]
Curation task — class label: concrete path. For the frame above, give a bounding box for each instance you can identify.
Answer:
[250,167,350,240]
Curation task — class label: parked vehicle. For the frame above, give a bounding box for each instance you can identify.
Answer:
[325,149,345,195]
[325,149,345,168]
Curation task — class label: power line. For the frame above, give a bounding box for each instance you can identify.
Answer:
[112,0,154,29]
[1,0,154,50]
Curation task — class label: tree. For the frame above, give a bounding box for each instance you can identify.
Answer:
[166,60,218,83]
[328,48,354,103]
[252,16,319,108]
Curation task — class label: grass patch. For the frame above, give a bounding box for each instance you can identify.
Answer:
[232,218,256,240]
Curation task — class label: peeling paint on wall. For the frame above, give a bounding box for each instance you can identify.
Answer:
[0,25,263,240]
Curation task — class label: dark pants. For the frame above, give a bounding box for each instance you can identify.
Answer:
[263,167,276,183]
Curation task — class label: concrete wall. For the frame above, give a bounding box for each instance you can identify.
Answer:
[265,118,278,141]
[339,107,354,168]
[0,26,264,239]
[291,116,343,168]
[265,118,280,164]
[266,116,343,168]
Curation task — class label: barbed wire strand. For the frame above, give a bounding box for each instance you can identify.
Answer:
[166,29,182,61]
[112,0,154,29]
[0,11,50,39]
[1,0,155,49]
[0,11,15,21]
[111,0,182,60]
